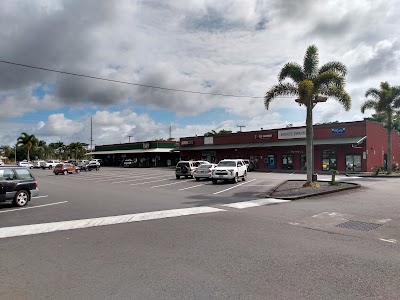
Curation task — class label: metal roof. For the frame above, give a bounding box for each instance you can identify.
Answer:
[86,148,175,155]
[175,136,366,151]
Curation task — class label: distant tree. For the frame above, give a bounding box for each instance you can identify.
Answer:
[364,113,400,132]
[204,129,232,136]
[264,45,351,184]
[286,124,293,128]
[361,82,400,173]
[17,132,39,161]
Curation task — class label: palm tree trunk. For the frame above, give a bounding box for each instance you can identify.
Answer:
[387,110,392,173]
[27,147,30,162]
[306,98,314,183]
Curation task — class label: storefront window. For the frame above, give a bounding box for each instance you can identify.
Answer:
[346,155,361,172]
[281,154,294,170]
[322,150,337,171]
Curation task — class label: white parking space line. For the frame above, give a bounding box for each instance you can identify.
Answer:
[178,184,204,191]
[32,195,49,199]
[96,173,167,182]
[0,201,68,214]
[112,175,166,184]
[222,198,290,209]
[129,178,174,186]
[0,206,225,239]
[151,180,192,188]
[213,179,256,195]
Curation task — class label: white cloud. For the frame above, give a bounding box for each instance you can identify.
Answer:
[1,0,400,145]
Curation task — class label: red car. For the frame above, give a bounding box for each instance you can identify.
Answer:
[53,163,81,175]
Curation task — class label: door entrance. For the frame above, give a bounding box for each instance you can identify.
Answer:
[345,155,362,172]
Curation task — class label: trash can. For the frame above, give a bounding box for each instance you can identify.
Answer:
[312,173,318,182]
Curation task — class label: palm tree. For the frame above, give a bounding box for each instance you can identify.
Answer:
[264,45,351,185]
[204,129,232,136]
[68,142,85,160]
[17,132,39,161]
[361,82,400,173]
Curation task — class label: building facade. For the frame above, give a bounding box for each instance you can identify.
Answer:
[177,121,400,172]
[88,141,179,167]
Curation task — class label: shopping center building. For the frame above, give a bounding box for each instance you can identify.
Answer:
[176,120,400,172]
[88,140,179,167]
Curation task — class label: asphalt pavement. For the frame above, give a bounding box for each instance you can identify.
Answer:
[1,167,399,299]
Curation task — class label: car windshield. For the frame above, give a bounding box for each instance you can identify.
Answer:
[177,162,190,167]
[218,161,236,167]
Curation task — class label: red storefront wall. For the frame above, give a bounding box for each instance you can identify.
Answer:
[179,121,400,172]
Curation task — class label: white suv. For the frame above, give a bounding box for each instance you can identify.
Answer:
[40,160,60,169]
[175,160,209,179]
[211,159,247,184]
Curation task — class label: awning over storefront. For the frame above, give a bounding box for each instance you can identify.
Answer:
[175,136,366,151]
[86,148,175,155]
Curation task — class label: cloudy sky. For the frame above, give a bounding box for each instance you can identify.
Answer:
[0,0,399,147]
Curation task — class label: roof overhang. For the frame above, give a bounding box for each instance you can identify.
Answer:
[86,148,175,155]
[175,136,367,151]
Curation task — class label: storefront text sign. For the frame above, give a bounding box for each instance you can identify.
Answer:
[181,140,194,145]
[278,128,306,139]
[204,137,214,145]
[255,134,272,139]
[332,127,346,135]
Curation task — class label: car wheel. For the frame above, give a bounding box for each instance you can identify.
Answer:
[13,190,29,207]
[63,170,68,175]
[49,165,53,169]
[242,171,247,181]
[233,174,239,183]
[76,169,81,173]
[176,175,180,179]
[54,172,58,175]
[195,177,200,181]
[212,179,218,184]
[96,167,99,171]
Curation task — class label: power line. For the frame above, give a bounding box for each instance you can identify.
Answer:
[0,59,294,99]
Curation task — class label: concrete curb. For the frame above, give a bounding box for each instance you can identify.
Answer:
[267,180,361,200]
[346,173,400,178]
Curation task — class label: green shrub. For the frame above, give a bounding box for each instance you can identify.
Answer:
[373,166,383,176]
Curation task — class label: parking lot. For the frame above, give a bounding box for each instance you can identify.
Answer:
[1,167,400,299]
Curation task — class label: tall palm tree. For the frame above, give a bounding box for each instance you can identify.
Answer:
[17,132,39,161]
[264,45,351,184]
[68,142,85,160]
[361,82,400,173]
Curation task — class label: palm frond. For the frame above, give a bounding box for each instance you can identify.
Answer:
[360,99,379,113]
[314,70,345,89]
[278,62,304,83]
[319,86,351,111]
[319,61,347,76]
[264,83,298,109]
[303,45,319,79]
[365,88,380,100]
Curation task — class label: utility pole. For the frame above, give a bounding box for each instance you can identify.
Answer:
[128,135,132,143]
[237,125,246,132]
[169,125,172,140]
[90,117,93,151]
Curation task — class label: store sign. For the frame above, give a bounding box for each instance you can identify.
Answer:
[204,137,214,145]
[278,128,306,139]
[255,134,272,139]
[143,142,150,149]
[181,140,194,145]
[332,127,346,135]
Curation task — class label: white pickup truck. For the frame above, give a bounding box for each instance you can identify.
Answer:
[211,159,247,184]
[40,160,60,169]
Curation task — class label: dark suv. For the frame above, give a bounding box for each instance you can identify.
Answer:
[0,166,39,207]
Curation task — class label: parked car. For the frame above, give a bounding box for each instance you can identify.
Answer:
[175,160,210,179]
[41,160,60,169]
[32,160,46,168]
[91,159,102,165]
[0,160,4,166]
[123,159,136,168]
[211,159,247,184]
[18,160,33,169]
[78,161,100,171]
[53,163,81,175]
[0,166,39,207]
[242,159,255,172]
[193,163,218,181]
